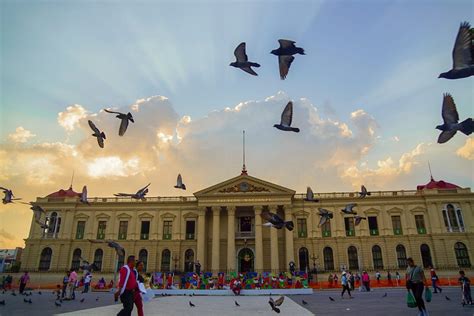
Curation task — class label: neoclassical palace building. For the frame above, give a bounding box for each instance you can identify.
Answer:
[21,170,474,275]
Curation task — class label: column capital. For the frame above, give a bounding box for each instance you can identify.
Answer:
[254,205,264,215]
[268,205,279,212]
[212,206,222,215]
[198,206,207,214]
[227,206,236,216]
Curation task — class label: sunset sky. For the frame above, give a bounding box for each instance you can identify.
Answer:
[1,0,473,248]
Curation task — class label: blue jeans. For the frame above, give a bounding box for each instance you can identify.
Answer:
[431,278,442,293]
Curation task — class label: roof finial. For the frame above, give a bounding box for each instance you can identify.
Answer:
[428,161,434,181]
[69,170,75,190]
[241,130,248,175]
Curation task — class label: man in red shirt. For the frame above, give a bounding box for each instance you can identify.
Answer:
[115,255,138,316]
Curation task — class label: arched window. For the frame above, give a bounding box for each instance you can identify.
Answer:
[372,245,383,269]
[39,247,52,271]
[420,244,432,268]
[442,204,465,232]
[161,249,171,272]
[184,249,194,272]
[348,246,359,270]
[93,249,103,271]
[46,212,61,237]
[139,249,148,272]
[299,247,309,272]
[396,244,407,268]
[71,248,81,270]
[323,247,334,271]
[455,242,471,267]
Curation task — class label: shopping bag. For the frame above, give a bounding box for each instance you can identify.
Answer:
[425,287,432,302]
[407,291,417,308]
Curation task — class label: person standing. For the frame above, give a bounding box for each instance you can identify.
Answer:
[375,271,381,284]
[61,271,69,298]
[134,261,145,316]
[194,261,201,276]
[19,272,30,294]
[429,266,442,293]
[83,272,92,293]
[115,255,138,316]
[459,270,472,306]
[348,271,355,290]
[396,271,401,286]
[387,271,392,286]
[340,271,352,298]
[67,268,78,300]
[362,271,370,291]
[406,257,429,316]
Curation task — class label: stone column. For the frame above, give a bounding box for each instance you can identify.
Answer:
[254,206,264,272]
[227,206,236,272]
[211,206,221,273]
[197,207,206,269]
[284,205,294,267]
[269,205,280,273]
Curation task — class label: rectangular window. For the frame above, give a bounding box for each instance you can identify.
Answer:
[140,221,150,240]
[415,215,426,234]
[297,218,307,238]
[345,217,355,236]
[97,221,106,239]
[185,221,196,240]
[239,217,252,232]
[75,221,85,239]
[321,221,331,237]
[368,216,379,236]
[118,221,128,240]
[391,216,402,235]
[163,220,172,240]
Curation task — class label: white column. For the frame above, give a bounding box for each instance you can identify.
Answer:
[197,207,206,269]
[211,206,221,273]
[269,205,280,273]
[227,206,236,272]
[254,206,264,272]
[284,205,294,267]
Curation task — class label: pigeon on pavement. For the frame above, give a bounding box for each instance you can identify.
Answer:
[302,299,308,305]
[174,174,186,190]
[104,109,134,136]
[382,293,387,298]
[445,296,451,301]
[436,93,473,143]
[55,301,61,307]
[235,300,240,306]
[271,39,305,79]
[439,22,474,79]
[88,120,106,148]
[114,183,151,201]
[80,298,85,303]
[189,301,195,307]
[329,297,335,301]
[230,42,261,76]
[0,300,5,305]
[274,102,300,133]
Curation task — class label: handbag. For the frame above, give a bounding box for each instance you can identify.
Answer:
[425,287,432,302]
[407,291,417,308]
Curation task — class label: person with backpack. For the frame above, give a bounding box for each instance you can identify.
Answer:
[341,271,353,298]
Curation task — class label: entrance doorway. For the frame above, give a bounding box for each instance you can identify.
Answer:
[238,248,254,273]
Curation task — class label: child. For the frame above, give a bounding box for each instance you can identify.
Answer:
[459,270,473,306]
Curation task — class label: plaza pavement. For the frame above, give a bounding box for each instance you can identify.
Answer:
[0,287,472,316]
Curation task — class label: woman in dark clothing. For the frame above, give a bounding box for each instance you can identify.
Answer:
[406,257,429,316]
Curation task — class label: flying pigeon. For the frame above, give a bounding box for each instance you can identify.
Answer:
[114,183,151,201]
[88,120,106,148]
[0,187,21,204]
[359,185,371,198]
[230,42,261,76]
[174,174,186,190]
[439,22,474,79]
[274,101,300,133]
[354,215,367,226]
[235,301,240,306]
[304,187,319,202]
[341,203,357,215]
[436,93,473,143]
[189,301,195,307]
[79,186,90,205]
[318,208,334,226]
[271,39,305,80]
[262,210,294,231]
[24,203,50,230]
[104,109,134,136]
[88,239,125,257]
[269,296,285,313]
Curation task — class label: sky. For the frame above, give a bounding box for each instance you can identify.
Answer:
[0,0,473,248]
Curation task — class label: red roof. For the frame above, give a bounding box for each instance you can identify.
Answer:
[417,177,461,191]
[46,186,81,198]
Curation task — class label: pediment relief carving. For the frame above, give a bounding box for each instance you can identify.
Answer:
[138,212,154,218]
[386,207,404,214]
[74,212,89,219]
[218,182,270,193]
[183,212,198,219]
[160,212,177,219]
[409,206,427,214]
[117,212,132,219]
[293,210,310,217]
[96,212,111,219]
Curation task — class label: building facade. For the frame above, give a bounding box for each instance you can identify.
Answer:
[21,172,474,274]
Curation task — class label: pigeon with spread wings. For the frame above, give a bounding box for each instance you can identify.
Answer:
[318,208,334,226]
[269,296,285,313]
[436,93,473,143]
[79,186,90,205]
[341,203,357,215]
[174,174,186,190]
[114,183,151,201]
[230,42,261,76]
[354,215,367,226]
[304,187,319,202]
[88,120,106,148]
[0,187,21,204]
[439,22,474,79]
[359,185,371,198]
[271,39,305,80]
[262,209,294,231]
[88,239,125,257]
[274,102,300,132]
[104,109,134,136]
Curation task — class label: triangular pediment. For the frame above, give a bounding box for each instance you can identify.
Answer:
[194,174,295,197]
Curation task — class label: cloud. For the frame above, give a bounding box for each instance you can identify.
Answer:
[456,138,474,160]
[8,126,36,143]
[87,156,141,178]
[57,104,88,131]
